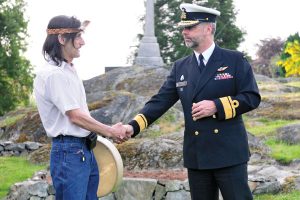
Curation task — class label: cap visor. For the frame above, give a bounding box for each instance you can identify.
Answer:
[178,20,200,28]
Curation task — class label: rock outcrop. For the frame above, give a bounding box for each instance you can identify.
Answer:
[1,66,300,199]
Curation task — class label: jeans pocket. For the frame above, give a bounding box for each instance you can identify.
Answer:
[65,144,84,164]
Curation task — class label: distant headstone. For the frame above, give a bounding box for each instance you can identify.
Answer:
[135,0,164,67]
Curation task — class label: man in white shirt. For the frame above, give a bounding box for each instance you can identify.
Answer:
[34,15,126,200]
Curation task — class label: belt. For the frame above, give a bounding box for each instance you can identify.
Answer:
[52,135,86,143]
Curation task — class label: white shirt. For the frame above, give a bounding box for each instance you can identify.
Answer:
[34,61,90,138]
[194,42,216,66]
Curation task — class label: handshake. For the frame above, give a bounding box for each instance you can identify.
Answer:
[109,123,133,144]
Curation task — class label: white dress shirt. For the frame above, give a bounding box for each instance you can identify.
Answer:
[194,42,216,66]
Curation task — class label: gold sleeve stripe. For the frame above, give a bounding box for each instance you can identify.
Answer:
[228,97,239,118]
[139,114,148,128]
[220,97,233,119]
[228,96,236,118]
[134,114,148,131]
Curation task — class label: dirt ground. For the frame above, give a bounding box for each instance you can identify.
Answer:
[124,168,188,181]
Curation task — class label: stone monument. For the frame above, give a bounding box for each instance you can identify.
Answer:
[134,0,164,67]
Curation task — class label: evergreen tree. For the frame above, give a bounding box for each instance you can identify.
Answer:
[154,0,245,64]
[0,0,33,115]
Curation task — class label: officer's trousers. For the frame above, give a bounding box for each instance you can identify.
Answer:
[187,163,253,200]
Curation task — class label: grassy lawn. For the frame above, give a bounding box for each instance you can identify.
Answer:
[254,190,300,200]
[244,116,300,198]
[0,156,46,198]
[265,139,300,164]
[245,117,300,163]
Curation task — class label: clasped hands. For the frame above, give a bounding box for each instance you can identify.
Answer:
[109,100,217,143]
[110,123,134,144]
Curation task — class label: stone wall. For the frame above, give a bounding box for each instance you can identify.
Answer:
[5,170,192,200]
[5,168,300,200]
[0,141,43,156]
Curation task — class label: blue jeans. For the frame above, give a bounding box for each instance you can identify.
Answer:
[50,136,99,200]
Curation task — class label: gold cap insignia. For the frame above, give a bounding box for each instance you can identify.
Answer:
[181,8,187,20]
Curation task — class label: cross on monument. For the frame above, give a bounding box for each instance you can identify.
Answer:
[135,0,164,67]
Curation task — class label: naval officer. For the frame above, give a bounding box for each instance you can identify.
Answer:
[124,3,260,200]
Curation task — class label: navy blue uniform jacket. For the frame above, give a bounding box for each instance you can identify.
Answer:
[129,45,261,169]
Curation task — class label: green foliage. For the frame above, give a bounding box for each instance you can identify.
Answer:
[281,33,300,60]
[203,0,245,50]
[254,190,300,200]
[277,33,300,77]
[277,40,300,77]
[0,156,46,198]
[0,114,25,127]
[265,139,300,164]
[0,0,34,116]
[154,0,191,64]
[152,0,245,64]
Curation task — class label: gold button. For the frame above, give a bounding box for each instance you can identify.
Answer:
[212,114,216,118]
[195,131,199,136]
[214,129,219,134]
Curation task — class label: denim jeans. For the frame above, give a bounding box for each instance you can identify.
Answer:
[50,136,99,200]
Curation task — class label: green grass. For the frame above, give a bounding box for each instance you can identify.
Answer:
[265,139,300,164]
[254,190,300,200]
[244,117,300,163]
[0,156,46,198]
[245,117,300,137]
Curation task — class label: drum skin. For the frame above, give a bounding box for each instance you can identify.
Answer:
[93,136,123,197]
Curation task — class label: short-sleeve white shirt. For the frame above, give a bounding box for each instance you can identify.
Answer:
[34,61,90,138]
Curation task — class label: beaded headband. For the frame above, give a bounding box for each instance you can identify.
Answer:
[46,20,90,35]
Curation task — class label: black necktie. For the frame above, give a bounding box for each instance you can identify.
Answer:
[198,54,205,73]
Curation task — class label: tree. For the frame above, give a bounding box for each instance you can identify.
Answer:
[251,38,284,77]
[281,33,300,60]
[277,40,300,77]
[277,32,300,76]
[0,0,33,115]
[153,0,245,64]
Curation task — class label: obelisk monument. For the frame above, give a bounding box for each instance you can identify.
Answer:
[135,0,164,67]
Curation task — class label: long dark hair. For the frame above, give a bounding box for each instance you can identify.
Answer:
[42,15,81,66]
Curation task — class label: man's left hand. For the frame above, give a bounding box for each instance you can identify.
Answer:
[191,100,217,120]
